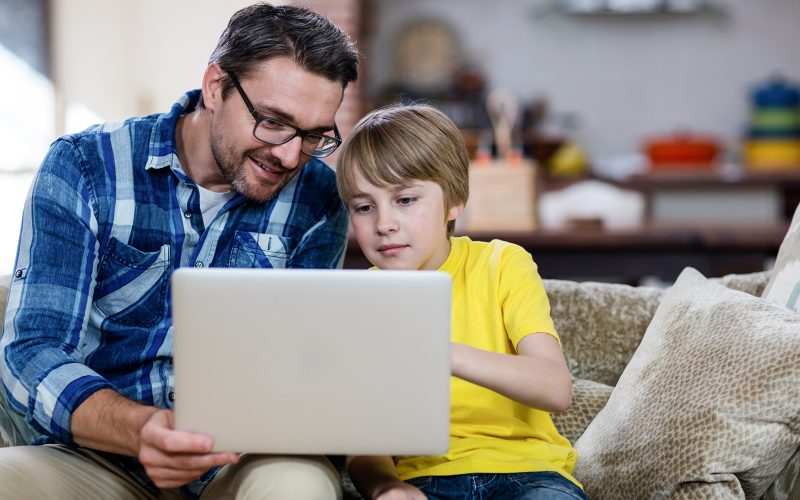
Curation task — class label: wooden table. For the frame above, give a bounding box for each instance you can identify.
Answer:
[343,223,789,284]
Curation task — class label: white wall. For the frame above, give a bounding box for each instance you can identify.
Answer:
[51,0,259,132]
[365,0,800,160]
[0,1,264,274]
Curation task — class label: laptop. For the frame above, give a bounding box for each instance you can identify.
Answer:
[171,267,451,456]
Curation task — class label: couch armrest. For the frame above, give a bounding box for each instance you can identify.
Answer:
[544,279,664,386]
[0,273,9,321]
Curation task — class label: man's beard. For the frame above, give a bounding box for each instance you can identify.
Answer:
[210,138,296,204]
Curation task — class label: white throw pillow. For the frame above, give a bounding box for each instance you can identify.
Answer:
[763,203,800,312]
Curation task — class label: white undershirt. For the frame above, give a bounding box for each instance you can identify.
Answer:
[197,184,235,228]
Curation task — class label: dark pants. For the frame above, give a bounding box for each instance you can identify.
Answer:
[406,471,587,500]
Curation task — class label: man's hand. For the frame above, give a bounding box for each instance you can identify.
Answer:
[372,480,427,500]
[138,409,239,489]
[72,389,239,489]
[346,455,425,500]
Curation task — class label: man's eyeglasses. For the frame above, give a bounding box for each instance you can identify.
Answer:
[227,71,342,158]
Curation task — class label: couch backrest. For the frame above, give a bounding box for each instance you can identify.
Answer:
[544,270,772,387]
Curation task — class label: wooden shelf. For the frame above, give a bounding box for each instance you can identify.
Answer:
[343,222,789,284]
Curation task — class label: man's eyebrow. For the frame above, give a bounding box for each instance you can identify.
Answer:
[258,105,294,123]
[255,104,335,133]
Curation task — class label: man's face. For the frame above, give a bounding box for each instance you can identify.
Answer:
[209,57,344,203]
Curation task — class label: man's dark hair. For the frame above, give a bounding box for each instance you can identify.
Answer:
[200,2,359,107]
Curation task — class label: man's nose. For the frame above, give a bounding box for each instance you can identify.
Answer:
[269,136,304,169]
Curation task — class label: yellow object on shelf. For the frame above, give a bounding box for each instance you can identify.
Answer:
[460,160,538,232]
[548,141,588,178]
[743,140,800,171]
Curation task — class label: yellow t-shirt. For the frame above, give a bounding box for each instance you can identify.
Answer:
[394,236,580,488]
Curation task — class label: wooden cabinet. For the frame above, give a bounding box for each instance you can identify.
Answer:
[343,170,798,284]
[623,170,800,225]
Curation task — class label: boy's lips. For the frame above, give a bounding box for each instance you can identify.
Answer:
[377,243,408,256]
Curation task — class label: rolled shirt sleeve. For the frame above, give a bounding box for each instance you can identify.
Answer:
[1,137,113,444]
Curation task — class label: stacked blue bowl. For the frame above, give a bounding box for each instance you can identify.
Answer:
[743,76,800,170]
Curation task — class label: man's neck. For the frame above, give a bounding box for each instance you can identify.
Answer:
[175,111,231,192]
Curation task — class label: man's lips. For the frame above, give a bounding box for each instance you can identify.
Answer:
[249,156,286,180]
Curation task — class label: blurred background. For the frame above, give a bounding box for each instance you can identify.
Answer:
[2,0,799,283]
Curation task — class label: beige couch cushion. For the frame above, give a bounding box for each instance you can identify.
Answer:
[545,279,663,386]
[0,274,8,320]
[551,377,613,444]
[763,203,800,312]
[575,267,800,499]
[0,274,12,447]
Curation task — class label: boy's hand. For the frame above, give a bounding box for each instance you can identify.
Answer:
[373,480,427,499]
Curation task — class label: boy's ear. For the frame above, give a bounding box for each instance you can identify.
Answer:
[447,203,465,222]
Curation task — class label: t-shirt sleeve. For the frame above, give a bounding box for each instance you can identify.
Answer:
[498,244,559,349]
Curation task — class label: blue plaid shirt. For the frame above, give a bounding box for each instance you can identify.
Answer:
[0,90,348,496]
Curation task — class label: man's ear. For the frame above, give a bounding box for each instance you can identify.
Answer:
[201,63,227,112]
[447,202,465,222]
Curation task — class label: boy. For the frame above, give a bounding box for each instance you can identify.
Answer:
[336,104,585,500]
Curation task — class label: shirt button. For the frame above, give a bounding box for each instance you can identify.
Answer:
[183,211,192,218]
[194,261,204,268]
[168,391,175,402]
[14,270,23,278]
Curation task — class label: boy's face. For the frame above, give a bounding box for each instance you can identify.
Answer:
[346,168,463,270]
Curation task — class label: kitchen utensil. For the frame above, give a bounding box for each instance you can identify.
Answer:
[487,89,519,161]
[644,132,720,170]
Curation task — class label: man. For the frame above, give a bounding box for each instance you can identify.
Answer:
[0,3,358,498]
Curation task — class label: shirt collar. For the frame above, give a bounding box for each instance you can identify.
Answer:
[438,235,467,277]
[144,90,201,172]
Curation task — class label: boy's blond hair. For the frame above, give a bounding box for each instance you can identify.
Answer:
[336,104,470,236]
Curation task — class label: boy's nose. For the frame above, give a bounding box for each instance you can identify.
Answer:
[376,213,399,235]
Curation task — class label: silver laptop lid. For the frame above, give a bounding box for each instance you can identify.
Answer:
[172,267,451,455]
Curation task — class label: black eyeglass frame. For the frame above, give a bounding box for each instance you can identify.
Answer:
[226,71,342,158]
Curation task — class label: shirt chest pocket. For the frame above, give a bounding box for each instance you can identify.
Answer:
[94,237,171,327]
[229,231,292,269]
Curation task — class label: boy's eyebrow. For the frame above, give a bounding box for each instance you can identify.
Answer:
[348,192,370,200]
[388,181,420,192]
[347,181,421,201]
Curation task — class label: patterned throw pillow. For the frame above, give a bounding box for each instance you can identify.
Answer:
[760,206,800,500]
[574,267,800,499]
[763,203,800,312]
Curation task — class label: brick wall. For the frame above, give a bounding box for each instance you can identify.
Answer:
[293,0,365,166]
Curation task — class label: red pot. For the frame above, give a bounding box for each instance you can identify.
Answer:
[644,133,720,170]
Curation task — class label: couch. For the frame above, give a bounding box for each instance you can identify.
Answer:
[546,270,799,499]
[2,239,798,499]
[337,269,799,499]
